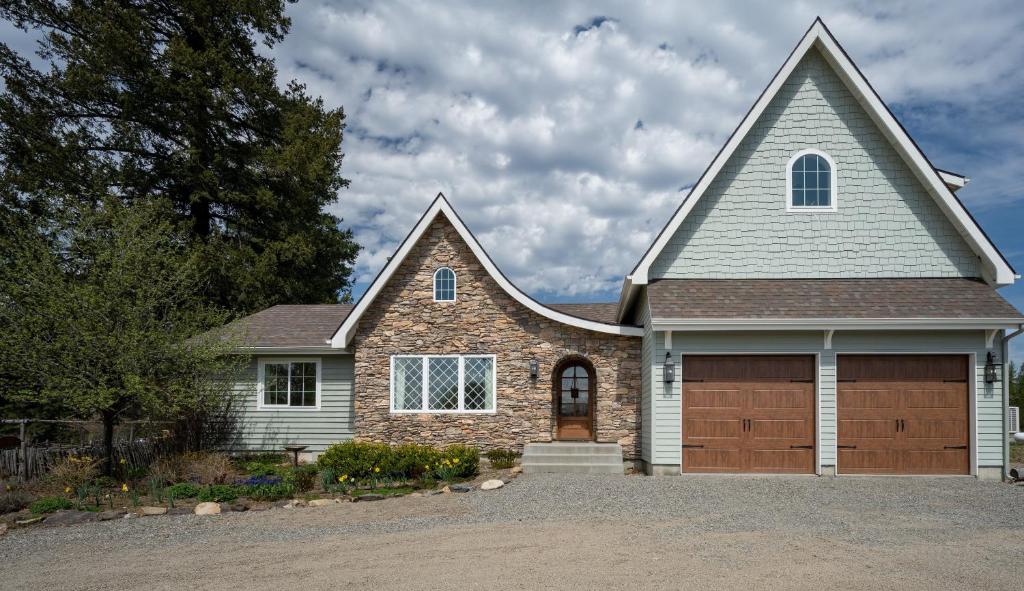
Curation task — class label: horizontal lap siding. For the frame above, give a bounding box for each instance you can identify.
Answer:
[231,355,355,453]
[649,330,1001,471]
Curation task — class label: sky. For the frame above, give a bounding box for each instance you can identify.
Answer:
[4,2,1024,359]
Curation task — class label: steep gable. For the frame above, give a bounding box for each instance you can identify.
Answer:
[624,18,1014,317]
[650,47,981,280]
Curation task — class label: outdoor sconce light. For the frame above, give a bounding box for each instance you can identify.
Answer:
[529,359,539,380]
[984,351,1000,384]
[663,352,675,383]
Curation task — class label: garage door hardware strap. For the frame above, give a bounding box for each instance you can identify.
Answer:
[944,445,968,449]
[837,445,857,449]
[681,444,705,448]
[790,445,813,449]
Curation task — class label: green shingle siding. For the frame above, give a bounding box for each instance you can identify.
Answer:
[651,48,980,280]
[230,354,354,453]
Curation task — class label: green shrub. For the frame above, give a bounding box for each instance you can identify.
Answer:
[241,482,296,502]
[440,445,479,478]
[166,482,201,499]
[485,449,519,469]
[30,496,74,514]
[318,441,393,480]
[282,465,318,492]
[390,444,441,479]
[197,484,238,503]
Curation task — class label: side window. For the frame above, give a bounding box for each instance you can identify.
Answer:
[433,267,456,301]
[787,150,837,211]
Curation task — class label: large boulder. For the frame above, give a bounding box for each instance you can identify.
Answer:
[308,499,337,507]
[43,510,98,526]
[193,502,221,516]
[139,506,167,516]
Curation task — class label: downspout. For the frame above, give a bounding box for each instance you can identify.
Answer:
[1003,325,1024,480]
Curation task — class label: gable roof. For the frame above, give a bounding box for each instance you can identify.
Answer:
[230,304,354,349]
[622,18,1015,322]
[330,194,644,347]
[547,303,624,325]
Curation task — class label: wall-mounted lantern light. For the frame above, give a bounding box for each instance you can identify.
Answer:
[663,352,675,384]
[984,351,1000,384]
[529,359,539,380]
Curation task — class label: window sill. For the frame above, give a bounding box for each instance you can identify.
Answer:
[389,409,497,415]
[256,406,322,412]
[786,205,837,213]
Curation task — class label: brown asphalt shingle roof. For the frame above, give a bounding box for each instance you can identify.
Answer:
[647,278,1024,320]
[228,304,354,348]
[547,303,622,325]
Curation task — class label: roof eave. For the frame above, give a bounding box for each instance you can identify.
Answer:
[651,317,1024,331]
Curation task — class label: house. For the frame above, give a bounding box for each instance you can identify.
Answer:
[223,19,1024,479]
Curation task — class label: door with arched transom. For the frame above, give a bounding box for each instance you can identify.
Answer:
[554,359,595,440]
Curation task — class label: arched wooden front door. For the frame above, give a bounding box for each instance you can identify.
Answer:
[554,358,595,440]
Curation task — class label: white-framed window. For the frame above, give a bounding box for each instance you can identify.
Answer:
[256,358,321,410]
[390,354,496,413]
[786,149,837,212]
[433,267,456,301]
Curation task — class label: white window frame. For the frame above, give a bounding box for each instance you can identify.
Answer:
[389,354,497,414]
[786,149,838,212]
[256,357,322,411]
[433,267,457,302]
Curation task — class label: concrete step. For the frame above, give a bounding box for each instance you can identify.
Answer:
[522,461,625,474]
[521,442,625,475]
[523,442,623,456]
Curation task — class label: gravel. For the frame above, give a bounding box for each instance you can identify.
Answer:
[2,474,1022,590]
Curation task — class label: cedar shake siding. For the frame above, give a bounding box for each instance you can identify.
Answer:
[351,214,642,458]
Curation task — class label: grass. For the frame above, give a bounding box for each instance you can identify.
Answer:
[1011,442,1024,464]
[350,486,416,497]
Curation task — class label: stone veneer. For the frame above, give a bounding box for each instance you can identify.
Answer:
[352,214,642,459]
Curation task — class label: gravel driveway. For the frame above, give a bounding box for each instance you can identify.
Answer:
[2,474,1022,590]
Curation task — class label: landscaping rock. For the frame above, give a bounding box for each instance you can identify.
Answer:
[440,486,451,494]
[353,494,384,502]
[229,503,249,512]
[139,506,167,516]
[510,466,523,475]
[193,502,220,516]
[449,484,472,493]
[42,510,97,527]
[166,507,192,516]
[270,500,291,509]
[97,510,122,521]
[15,516,42,526]
[0,522,7,536]
[308,499,336,507]
[479,479,504,491]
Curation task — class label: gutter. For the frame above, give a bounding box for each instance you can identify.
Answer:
[1003,325,1024,480]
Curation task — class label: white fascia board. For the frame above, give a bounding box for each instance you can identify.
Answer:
[615,275,639,323]
[235,346,351,355]
[938,170,968,191]
[651,318,1024,332]
[330,194,643,348]
[628,19,1014,287]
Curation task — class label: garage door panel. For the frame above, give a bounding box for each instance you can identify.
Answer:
[838,419,897,441]
[837,355,969,475]
[682,356,815,474]
[750,448,813,473]
[902,450,968,474]
[685,418,742,440]
[839,449,898,473]
[751,419,811,440]
[684,449,742,472]
[685,387,743,411]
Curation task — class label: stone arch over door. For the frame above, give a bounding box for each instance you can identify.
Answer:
[552,355,596,441]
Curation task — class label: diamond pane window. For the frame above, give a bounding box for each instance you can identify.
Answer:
[433,267,456,301]
[260,360,318,408]
[428,357,460,410]
[391,355,496,412]
[393,357,424,410]
[789,151,834,209]
[463,357,494,411]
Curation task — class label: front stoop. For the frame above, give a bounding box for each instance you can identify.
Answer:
[522,442,625,474]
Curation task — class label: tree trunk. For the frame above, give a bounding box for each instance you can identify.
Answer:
[102,410,116,476]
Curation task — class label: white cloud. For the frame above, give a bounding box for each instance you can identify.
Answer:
[270,0,1024,300]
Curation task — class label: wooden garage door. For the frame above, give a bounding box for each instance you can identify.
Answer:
[682,356,816,473]
[837,355,969,475]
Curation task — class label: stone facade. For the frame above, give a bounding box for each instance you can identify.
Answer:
[352,214,642,459]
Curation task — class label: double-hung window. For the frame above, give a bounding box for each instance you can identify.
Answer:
[391,355,496,413]
[257,358,321,410]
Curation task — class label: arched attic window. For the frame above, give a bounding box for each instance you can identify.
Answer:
[433,267,456,301]
[787,149,837,211]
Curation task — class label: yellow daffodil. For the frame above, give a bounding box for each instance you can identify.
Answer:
[121,483,128,493]
[373,467,380,473]
[424,465,430,471]
[64,487,71,494]
[453,458,459,464]
[119,458,126,464]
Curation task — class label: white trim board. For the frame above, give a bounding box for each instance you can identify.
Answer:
[626,18,1015,289]
[330,194,644,348]
[255,357,323,412]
